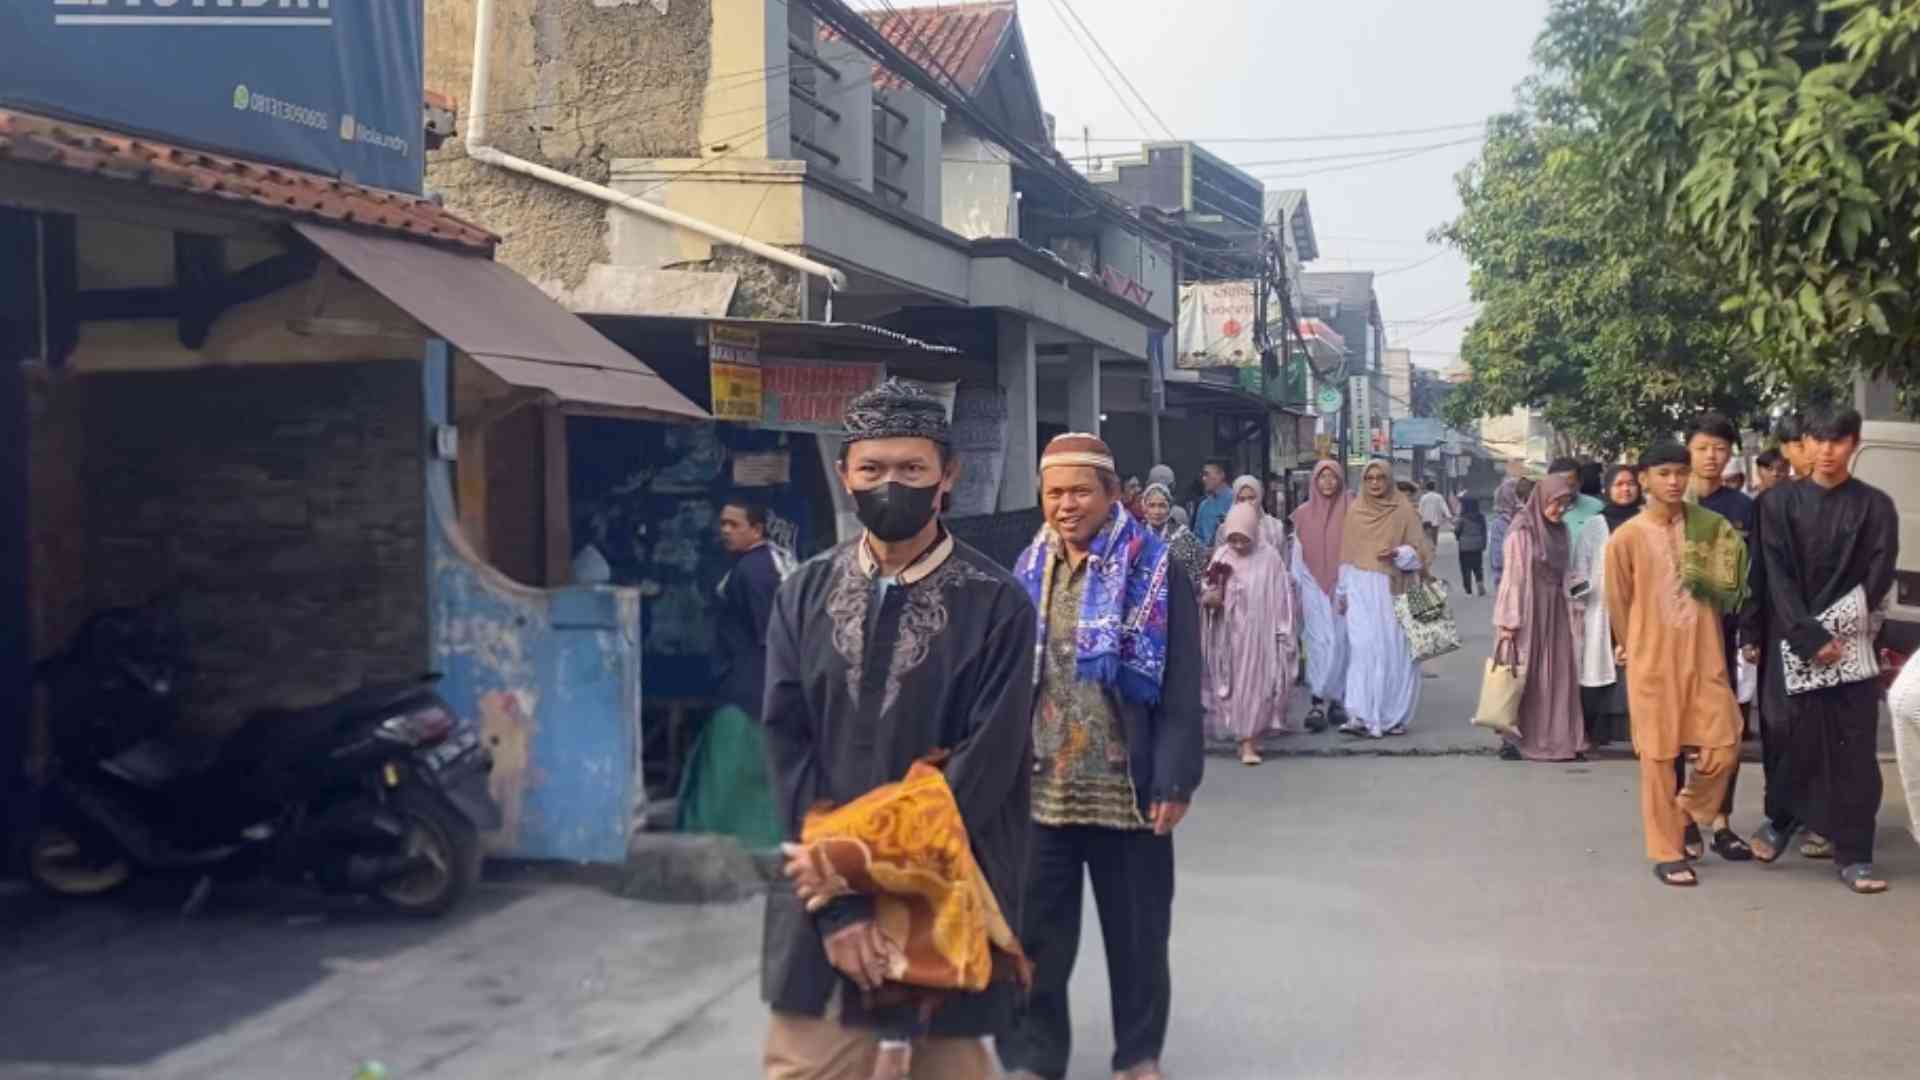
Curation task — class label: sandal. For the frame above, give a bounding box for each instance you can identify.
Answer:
[1239,745,1263,766]
[1304,707,1328,734]
[1801,833,1835,860]
[1498,744,1522,761]
[1710,829,1754,862]
[1654,861,1698,887]
[1750,823,1793,864]
[1683,823,1705,861]
[1839,863,1889,895]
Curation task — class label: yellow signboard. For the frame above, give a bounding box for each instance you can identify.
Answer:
[709,325,762,422]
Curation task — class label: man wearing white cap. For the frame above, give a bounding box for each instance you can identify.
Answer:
[1000,434,1204,1080]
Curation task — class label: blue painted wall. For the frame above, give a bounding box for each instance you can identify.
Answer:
[425,345,641,864]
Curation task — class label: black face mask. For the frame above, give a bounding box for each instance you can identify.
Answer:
[853,482,942,543]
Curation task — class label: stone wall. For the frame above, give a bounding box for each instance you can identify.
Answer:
[79,360,428,737]
[423,0,715,294]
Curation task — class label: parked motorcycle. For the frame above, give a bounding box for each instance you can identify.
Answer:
[26,605,501,916]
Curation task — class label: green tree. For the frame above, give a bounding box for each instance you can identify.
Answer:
[1563,0,1920,396]
[1436,107,1764,456]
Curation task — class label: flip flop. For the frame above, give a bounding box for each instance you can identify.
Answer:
[1711,829,1754,862]
[1683,823,1705,861]
[1801,833,1835,860]
[1654,861,1698,887]
[1839,863,1889,895]
[1750,822,1793,864]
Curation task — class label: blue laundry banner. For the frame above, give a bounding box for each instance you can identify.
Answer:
[0,1,424,193]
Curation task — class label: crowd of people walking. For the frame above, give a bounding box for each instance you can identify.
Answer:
[1478,408,1901,895]
[726,378,1911,1079]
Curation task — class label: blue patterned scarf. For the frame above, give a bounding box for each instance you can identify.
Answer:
[1015,503,1173,706]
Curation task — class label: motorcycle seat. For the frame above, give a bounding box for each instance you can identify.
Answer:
[218,675,442,768]
[102,737,219,789]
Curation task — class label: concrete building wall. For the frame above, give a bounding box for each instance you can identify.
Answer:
[942,130,1015,241]
[423,0,717,295]
[78,361,429,737]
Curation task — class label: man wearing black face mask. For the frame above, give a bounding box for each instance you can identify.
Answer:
[759,378,1038,1078]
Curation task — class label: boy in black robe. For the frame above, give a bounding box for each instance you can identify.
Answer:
[1753,406,1898,894]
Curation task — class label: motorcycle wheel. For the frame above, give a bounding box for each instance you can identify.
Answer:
[27,811,133,898]
[373,786,482,917]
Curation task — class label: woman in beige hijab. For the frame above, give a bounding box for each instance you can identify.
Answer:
[1336,460,1433,738]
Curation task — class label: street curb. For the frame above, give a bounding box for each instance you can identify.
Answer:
[484,834,777,906]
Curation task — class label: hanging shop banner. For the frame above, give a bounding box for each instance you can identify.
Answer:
[1348,375,1372,466]
[948,385,1010,518]
[760,357,884,433]
[1392,417,1446,450]
[0,2,426,193]
[1175,280,1265,369]
[708,325,762,422]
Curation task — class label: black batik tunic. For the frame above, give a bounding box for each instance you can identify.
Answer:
[1755,475,1899,862]
[759,531,1037,1036]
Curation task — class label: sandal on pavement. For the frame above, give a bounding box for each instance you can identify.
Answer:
[1305,706,1327,733]
[1683,823,1705,861]
[1801,833,1835,860]
[1239,746,1263,766]
[1750,823,1793,864]
[1710,829,1754,862]
[1115,1064,1165,1080]
[1498,744,1522,761]
[1839,863,1889,895]
[1654,861,1698,887]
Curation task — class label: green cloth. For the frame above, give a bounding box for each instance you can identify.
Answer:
[675,704,783,853]
[1561,493,1606,537]
[1680,503,1750,614]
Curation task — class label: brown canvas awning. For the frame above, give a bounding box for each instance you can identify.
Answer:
[296,223,706,422]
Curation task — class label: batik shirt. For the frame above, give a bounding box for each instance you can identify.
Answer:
[1032,551,1150,831]
[759,531,1037,1037]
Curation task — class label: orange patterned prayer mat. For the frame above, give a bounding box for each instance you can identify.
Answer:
[798,759,1031,996]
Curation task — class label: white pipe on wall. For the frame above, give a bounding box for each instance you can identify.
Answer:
[465,0,847,294]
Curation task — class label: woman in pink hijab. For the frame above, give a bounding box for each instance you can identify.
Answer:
[1201,502,1298,764]
[1290,459,1351,733]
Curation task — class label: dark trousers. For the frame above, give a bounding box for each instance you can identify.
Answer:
[1000,824,1174,1079]
[1786,682,1883,867]
[1458,549,1484,594]
[1757,656,1802,832]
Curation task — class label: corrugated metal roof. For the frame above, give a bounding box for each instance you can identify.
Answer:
[298,223,706,423]
[854,2,1015,95]
[0,108,495,251]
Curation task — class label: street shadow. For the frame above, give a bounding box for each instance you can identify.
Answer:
[0,872,531,1072]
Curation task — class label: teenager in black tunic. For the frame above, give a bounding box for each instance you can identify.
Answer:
[1753,407,1898,894]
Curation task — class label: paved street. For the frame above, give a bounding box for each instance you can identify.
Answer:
[10,764,1920,1076]
[8,541,1920,1079]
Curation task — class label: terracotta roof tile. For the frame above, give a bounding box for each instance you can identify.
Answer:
[0,108,495,252]
[844,1,1015,95]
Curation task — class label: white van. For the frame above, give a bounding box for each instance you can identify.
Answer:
[1852,406,1920,653]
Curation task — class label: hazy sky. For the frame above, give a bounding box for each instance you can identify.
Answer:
[1011,0,1552,367]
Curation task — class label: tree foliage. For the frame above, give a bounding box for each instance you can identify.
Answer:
[1436,105,1765,456]
[1564,0,1920,394]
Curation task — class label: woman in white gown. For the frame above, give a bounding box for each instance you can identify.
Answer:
[1291,460,1351,733]
[1337,460,1433,738]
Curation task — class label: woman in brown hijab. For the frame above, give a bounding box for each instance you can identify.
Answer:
[1493,473,1589,762]
[1336,460,1434,738]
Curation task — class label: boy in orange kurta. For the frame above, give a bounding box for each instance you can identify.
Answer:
[1604,443,1748,887]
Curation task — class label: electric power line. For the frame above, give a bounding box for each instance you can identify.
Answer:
[1049,0,1177,141]
[1249,137,1485,180]
[1039,0,1154,138]
[1066,120,1489,145]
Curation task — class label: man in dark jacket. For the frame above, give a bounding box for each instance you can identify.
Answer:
[759,379,1037,1078]
[1000,433,1205,1080]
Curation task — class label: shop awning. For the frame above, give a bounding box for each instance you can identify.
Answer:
[296,223,707,422]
